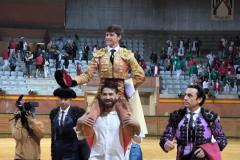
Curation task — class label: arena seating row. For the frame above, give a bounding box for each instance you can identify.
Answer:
[160,71,189,96]
[159,71,239,98]
[0,77,84,96]
[0,58,86,95]
[53,36,145,53]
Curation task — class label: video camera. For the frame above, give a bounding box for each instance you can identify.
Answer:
[14,95,39,119]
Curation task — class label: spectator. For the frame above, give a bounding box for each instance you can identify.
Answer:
[210,68,219,90]
[177,48,184,57]
[63,42,73,63]
[159,48,167,66]
[43,50,50,78]
[166,40,173,56]
[214,79,222,94]
[2,50,9,71]
[218,61,227,81]
[219,38,227,58]
[203,66,210,81]
[171,53,179,71]
[177,38,185,57]
[227,75,235,92]
[53,50,61,70]
[197,61,204,77]
[82,42,90,64]
[76,62,82,75]
[189,62,198,84]
[47,40,55,58]
[154,63,160,76]
[164,56,172,72]
[202,78,210,95]
[175,57,183,80]
[72,41,78,63]
[63,52,69,69]
[226,63,235,77]
[24,51,33,78]
[35,54,44,78]
[187,57,196,68]
[139,58,147,71]
[236,65,240,92]
[150,50,158,65]
[184,38,191,51]
[192,37,201,57]
[234,36,240,52]
[19,37,26,60]
[92,44,98,57]
[9,53,17,74]
[35,47,43,58]
[8,38,17,57]
[206,52,215,67]
[223,82,230,94]
[134,51,141,63]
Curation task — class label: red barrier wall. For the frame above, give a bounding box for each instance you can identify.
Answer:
[0,95,87,114]
[157,98,240,117]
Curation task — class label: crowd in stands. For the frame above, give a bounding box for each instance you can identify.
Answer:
[138,37,240,96]
[1,36,240,97]
[0,36,94,79]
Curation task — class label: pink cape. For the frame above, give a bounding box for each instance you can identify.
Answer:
[200,143,222,160]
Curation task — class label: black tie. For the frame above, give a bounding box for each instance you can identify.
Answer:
[189,112,195,129]
[110,49,116,64]
[60,111,65,126]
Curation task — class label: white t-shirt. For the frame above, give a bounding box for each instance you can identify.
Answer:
[202,81,209,89]
[89,111,124,160]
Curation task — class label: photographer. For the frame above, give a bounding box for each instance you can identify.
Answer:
[10,99,44,160]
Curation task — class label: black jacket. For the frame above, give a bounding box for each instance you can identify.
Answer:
[50,106,90,160]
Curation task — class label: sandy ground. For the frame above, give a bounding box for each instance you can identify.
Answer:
[0,137,239,160]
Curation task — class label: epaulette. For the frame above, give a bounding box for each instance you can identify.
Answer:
[119,48,133,60]
[169,108,187,128]
[201,108,218,123]
[93,48,107,58]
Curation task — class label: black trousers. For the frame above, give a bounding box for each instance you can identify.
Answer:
[181,152,207,160]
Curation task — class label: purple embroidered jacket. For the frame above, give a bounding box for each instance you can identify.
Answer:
[160,107,227,160]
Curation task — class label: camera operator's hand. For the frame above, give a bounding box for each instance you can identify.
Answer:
[25,111,34,123]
